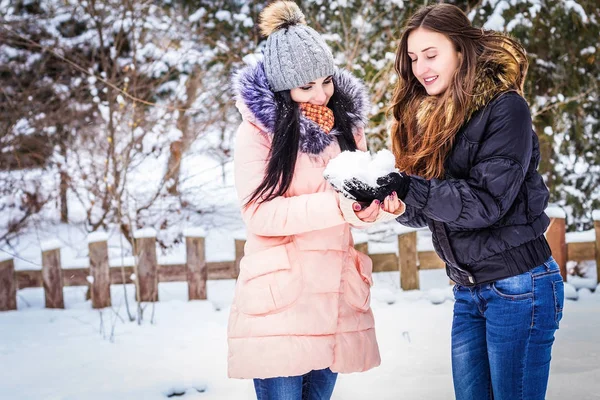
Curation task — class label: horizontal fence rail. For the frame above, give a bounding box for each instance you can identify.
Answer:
[1,215,599,311]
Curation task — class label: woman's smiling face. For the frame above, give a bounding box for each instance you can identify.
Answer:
[407,27,461,96]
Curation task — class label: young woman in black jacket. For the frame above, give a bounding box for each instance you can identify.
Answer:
[344,4,564,399]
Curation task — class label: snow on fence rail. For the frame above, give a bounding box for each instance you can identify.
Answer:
[1,211,599,311]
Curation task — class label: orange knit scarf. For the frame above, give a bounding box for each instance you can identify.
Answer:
[299,103,335,134]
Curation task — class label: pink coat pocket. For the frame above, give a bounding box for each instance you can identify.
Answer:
[342,249,373,312]
[236,243,303,316]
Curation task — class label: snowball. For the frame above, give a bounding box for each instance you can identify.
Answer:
[427,288,447,305]
[194,384,207,393]
[323,149,397,194]
[578,287,593,299]
[564,282,579,301]
[372,288,397,305]
[568,275,598,290]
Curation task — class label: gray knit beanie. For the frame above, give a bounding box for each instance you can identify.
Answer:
[259,1,335,92]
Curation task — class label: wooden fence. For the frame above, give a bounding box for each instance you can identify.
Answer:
[1,214,599,311]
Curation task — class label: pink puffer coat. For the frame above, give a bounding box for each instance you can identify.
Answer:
[227,62,381,379]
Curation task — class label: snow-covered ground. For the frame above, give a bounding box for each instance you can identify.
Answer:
[1,268,599,400]
[1,205,599,399]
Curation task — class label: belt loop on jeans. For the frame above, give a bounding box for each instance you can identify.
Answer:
[542,257,555,271]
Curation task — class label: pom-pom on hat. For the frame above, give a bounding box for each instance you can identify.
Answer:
[259,1,335,92]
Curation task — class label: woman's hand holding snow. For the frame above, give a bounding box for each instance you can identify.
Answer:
[374,171,411,201]
[343,172,410,203]
[324,149,405,222]
[342,178,380,203]
[323,149,399,202]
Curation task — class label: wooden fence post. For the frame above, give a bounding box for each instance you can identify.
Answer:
[41,240,64,309]
[134,229,158,302]
[184,228,207,300]
[234,238,246,279]
[594,210,600,284]
[0,258,17,311]
[88,233,111,309]
[545,207,567,281]
[398,231,419,290]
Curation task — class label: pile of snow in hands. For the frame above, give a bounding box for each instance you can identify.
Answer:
[324,149,398,197]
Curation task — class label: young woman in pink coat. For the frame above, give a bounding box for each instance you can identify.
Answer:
[227,2,403,399]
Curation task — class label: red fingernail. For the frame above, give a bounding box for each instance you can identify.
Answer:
[374,200,380,205]
[392,191,397,197]
[353,203,361,211]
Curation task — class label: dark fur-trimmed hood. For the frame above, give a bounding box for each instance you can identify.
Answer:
[232,61,370,154]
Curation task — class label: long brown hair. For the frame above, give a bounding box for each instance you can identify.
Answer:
[389,4,528,179]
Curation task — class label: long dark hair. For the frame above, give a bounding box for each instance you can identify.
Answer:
[389,3,527,179]
[244,86,358,206]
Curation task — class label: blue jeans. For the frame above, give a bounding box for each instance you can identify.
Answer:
[253,368,337,400]
[452,257,564,400]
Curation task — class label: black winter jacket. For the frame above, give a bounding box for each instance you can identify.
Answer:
[397,91,551,286]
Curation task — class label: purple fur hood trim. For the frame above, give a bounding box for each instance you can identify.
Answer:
[232,61,370,155]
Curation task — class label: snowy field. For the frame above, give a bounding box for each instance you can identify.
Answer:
[1,209,598,399]
[1,267,599,400]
